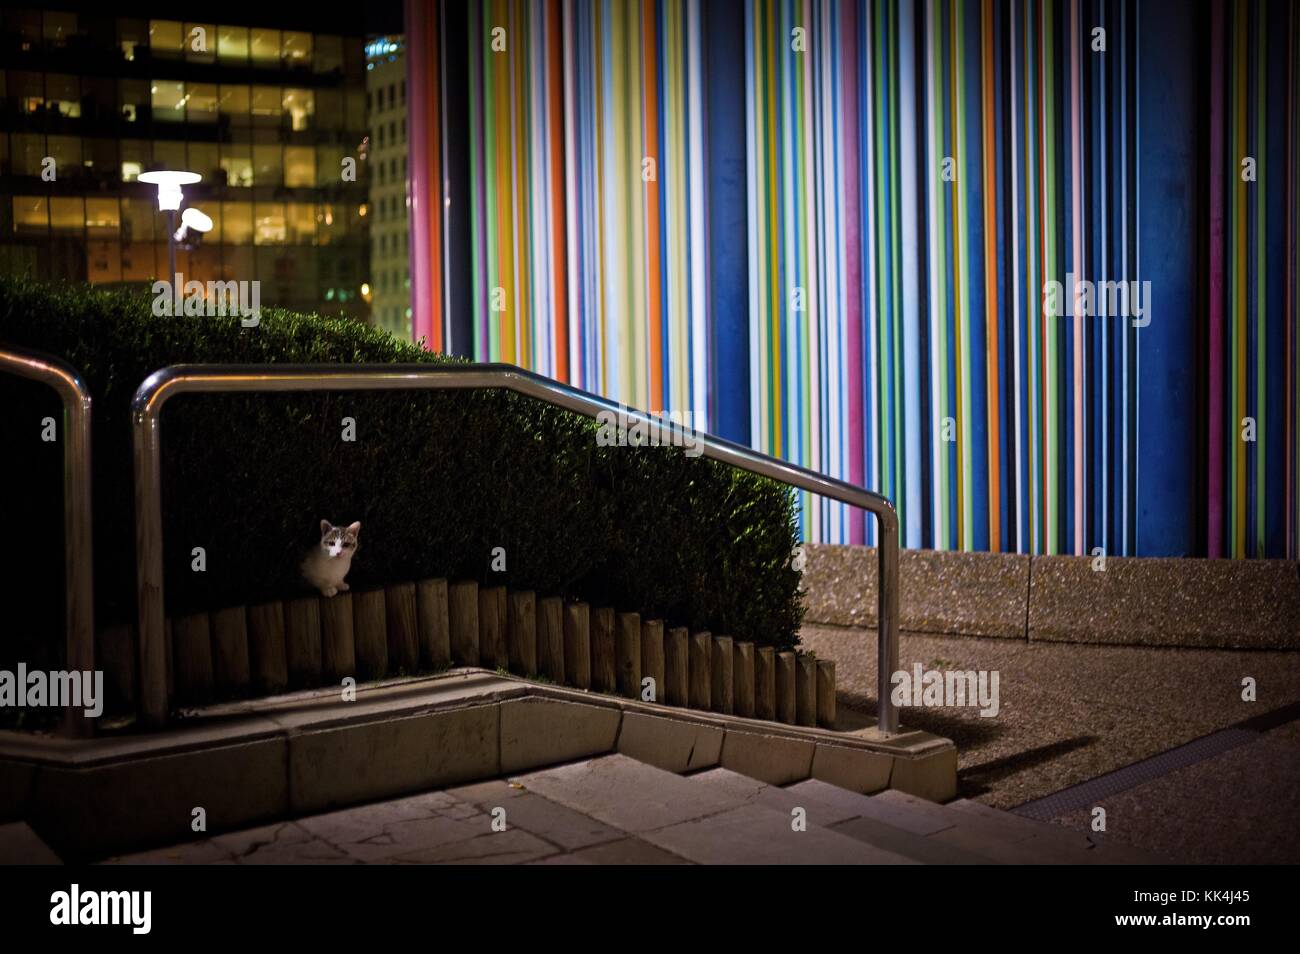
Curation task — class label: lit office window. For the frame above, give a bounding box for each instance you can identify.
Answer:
[288,204,316,244]
[118,19,146,61]
[187,84,218,122]
[87,241,122,283]
[11,134,45,177]
[120,140,150,182]
[86,198,121,237]
[250,29,280,66]
[187,143,220,181]
[254,203,287,245]
[220,148,254,188]
[83,138,118,178]
[46,75,80,117]
[218,85,251,123]
[50,197,85,233]
[12,72,43,114]
[13,197,48,234]
[151,80,186,122]
[148,20,184,58]
[282,88,314,131]
[185,23,216,63]
[218,25,249,63]
[222,202,254,245]
[253,145,283,186]
[284,146,316,188]
[121,198,154,243]
[250,86,282,123]
[283,32,312,68]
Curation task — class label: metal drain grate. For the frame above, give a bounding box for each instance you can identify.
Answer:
[1011,728,1260,822]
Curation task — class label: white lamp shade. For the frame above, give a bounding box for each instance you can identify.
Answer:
[181,208,213,233]
[138,170,202,211]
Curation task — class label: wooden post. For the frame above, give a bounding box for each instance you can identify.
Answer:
[320,593,355,681]
[448,581,480,666]
[733,641,755,718]
[507,590,537,676]
[689,631,711,711]
[591,607,616,692]
[247,601,289,694]
[663,626,689,706]
[563,601,591,690]
[816,659,837,728]
[795,654,817,726]
[172,612,213,705]
[711,635,734,714]
[775,651,797,724]
[210,606,250,697]
[640,619,664,704]
[97,624,136,714]
[415,578,450,670]
[385,582,420,675]
[350,589,388,680]
[537,596,564,683]
[615,612,641,699]
[478,585,507,670]
[284,597,322,688]
[755,647,776,720]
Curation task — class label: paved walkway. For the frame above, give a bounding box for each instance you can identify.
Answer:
[799,624,1300,863]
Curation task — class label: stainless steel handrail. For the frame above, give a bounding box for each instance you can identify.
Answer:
[1,345,95,738]
[132,363,900,734]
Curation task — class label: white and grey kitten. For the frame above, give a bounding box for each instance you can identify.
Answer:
[301,520,361,597]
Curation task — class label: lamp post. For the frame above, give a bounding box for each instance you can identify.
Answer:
[138,170,202,284]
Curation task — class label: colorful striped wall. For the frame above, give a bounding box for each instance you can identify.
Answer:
[408,0,1300,559]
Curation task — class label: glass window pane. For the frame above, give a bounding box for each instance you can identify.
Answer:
[87,241,122,283]
[43,12,77,47]
[118,19,146,61]
[222,202,253,245]
[86,198,121,236]
[249,28,280,66]
[47,136,81,176]
[12,197,48,234]
[12,72,43,114]
[219,146,253,187]
[187,83,218,122]
[284,146,316,188]
[119,79,147,122]
[148,20,183,58]
[50,197,84,232]
[315,88,343,131]
[315,35,343,74]
[287,203,316,244]
[282,88,313,131]
[11,134,45,176]
[218,25,249,63]
[83,138,118,180]
[218,85,250,123]
[250,86,281,124]
[120,140,150,182]
[151,140,186,172]
[185,23,216,63]
[121,197,154,244]
[151,80,186,122]
[188,142,220,181]
[46,74,80,117]
[282,31,311,69]
[254,203,286,245]
[253,145,282,186]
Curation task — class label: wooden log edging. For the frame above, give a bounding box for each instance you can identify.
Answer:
[107,577,838,730]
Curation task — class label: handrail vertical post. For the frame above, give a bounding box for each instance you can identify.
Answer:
[132,407,169,727]
[877,512,900,735]
[0,346,95,738]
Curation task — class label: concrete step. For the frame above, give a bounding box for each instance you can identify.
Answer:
[947,798,1160,864]
[513,754,918,864]
[691,770,992,864]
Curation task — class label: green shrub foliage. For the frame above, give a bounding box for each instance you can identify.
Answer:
[0,278,804,673]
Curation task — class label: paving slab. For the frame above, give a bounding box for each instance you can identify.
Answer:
[389,828,560,865]
[528,837,689,865]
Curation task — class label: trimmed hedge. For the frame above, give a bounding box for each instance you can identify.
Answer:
[0,277,804,683]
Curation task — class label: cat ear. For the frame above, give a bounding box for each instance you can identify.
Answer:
[320,520,333,535]
[346,521,361,535]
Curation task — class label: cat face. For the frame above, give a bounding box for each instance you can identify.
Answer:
[319,520,361,558]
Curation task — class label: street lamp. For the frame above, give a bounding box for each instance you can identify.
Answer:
[138,170,202,283]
